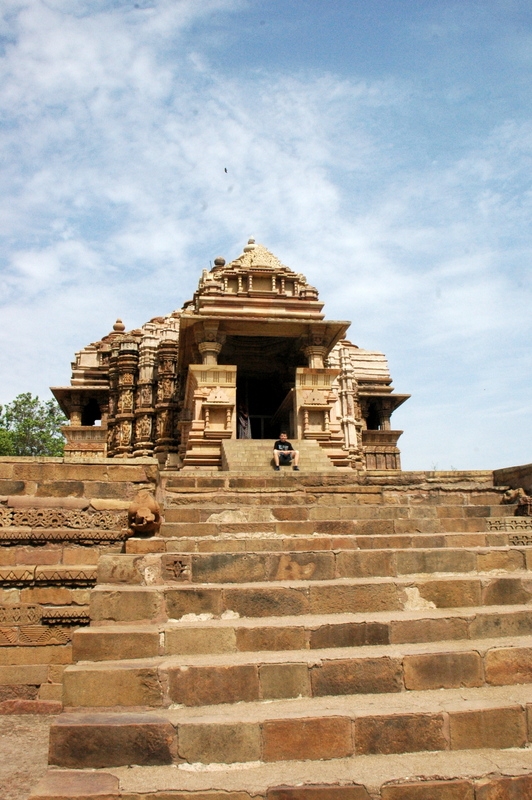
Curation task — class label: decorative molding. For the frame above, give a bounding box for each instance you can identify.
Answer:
[488,518,532,531]
[0,566,97,586]
[508,533,532,546]
[0,507,127,531]
[0,605,41,625]
[0,528,128,544]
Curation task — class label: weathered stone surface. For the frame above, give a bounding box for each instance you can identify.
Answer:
[223,587,309,617]
[72,628,160,662]
[178,722,260,763]
[165,587,223,619]
[310,657,403,696]
[483,578,532,605]
[29,770,119,799]
[165,626,237,655]
[416,579,481,608]
[168,664,259,706]
[381,781,474,800]
[91,588,164,622]
[449,706,526,749]
[259,663,310,699]
[403,651,483,690]
[309,583,399,614]
[236,625,306,652]
[485,646,532,685]
[336,551,395,579]
[390,616,468,644]
[63,665,162,707]
[476,775,532,800]
[262,716,353,761]
[49,713,177,767]
[355,712,446,755]
[97,555,144,585]
[268,787,370,800]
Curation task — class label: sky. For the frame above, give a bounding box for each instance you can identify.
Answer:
[1,0,532,471]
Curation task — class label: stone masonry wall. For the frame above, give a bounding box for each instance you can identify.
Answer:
[0,457,158,712]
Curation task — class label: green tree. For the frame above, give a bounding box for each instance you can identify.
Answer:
[0,393,66,456]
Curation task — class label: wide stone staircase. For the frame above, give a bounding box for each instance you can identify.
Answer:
[30,469,532,799]
[221,439,336,472]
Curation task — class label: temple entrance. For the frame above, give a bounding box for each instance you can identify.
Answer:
[237,373,287,439]
[219,334,305,440]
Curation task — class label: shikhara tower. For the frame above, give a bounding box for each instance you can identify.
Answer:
[52,239,408,469]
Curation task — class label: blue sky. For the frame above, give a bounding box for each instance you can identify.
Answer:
[1,0,532,470]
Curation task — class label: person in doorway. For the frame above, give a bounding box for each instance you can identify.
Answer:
[273,432,299,471]
[237,405,252,439]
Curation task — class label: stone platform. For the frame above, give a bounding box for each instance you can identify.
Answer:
[20,466,532,799]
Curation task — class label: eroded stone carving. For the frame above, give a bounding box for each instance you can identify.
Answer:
[127,491,161,537]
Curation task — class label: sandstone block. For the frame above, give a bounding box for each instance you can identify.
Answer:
[482,578,532,605]
[469,610,532,639]
[310,621,389,649]
[390,617,468,644]
[35,481,84,497]
[397,550,475,575]
[0,684,38,701]
[381,781,474,800]
[449,706,526,749]
[275,522,316,536]
[127,538,167,554]
[236,625,306,652]
[477,550,525,571]
[15,546,61,566]
[476,775,532,800]
[191,553,268,583]
[20,587,72,605]
[223,587,309,618]
[0,481,25,495]
[0,664,48,684]
[28,770,119,799]
[270,552,335,581]
[63,547,101,566]
[309,583,399,614]
[49,713,176,768]
[268,787,370,800]
[262,716,353,761]
[416,579,481,608]
[97,555,144,585]
[311,657,402,696]
[355,712,446,755]
[0,698,61,714]
[403,651,483,690]
[259,663,310,699]
[73,629,160,661]
[336,551,395,579]
[168,664,259,706]
[271,506,309,521]
[165,587,223,619]
[315,521,357,535]
[0,644,72,666]
[165,626,237,655]
[485,646,532,685]
[38,683,63,701]
[90,588,164,623]
[63,665,163,707]
[178,722,260,763]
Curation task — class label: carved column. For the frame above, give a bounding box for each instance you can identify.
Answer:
[133,329,158,456]
[115,339,139,457]
[106,343,120,457]
[154,339,179,458]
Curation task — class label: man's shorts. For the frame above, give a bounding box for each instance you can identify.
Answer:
[279,453,292,465]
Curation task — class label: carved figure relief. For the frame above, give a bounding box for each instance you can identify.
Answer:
[127,491,161,537]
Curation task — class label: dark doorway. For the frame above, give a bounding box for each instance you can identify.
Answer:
[237,373,286,439]
[81,397,101,426]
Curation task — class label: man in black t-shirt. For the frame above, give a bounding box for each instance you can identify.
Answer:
[273,432,300,471]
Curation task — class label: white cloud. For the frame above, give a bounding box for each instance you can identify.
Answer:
[0,0,531,470]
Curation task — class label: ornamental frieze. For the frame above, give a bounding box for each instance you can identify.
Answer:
[0,507,127,530]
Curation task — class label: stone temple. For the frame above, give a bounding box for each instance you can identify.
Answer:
[52,238,408,471]
[2,240,532,800]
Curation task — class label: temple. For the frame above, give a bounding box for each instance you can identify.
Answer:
[52,238,408,470]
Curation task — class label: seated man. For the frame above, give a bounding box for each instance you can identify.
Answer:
[273,432,300,471]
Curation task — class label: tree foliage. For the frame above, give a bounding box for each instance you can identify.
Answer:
[0,393,67,456]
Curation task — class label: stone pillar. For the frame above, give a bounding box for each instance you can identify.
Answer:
[154,339,179,460]
[133,329,158,457]
[115,339,139,457]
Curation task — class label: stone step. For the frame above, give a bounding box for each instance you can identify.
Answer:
[62,635,532,708]
[72,605,532,661]
[162,504,507,522]
[221,439,337,472]
[126,530,525,555]
[158,515,518,536]
[29,751,532,799]
[53,683,532,765]
[97,547,532,587]
[90,573,532,623]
